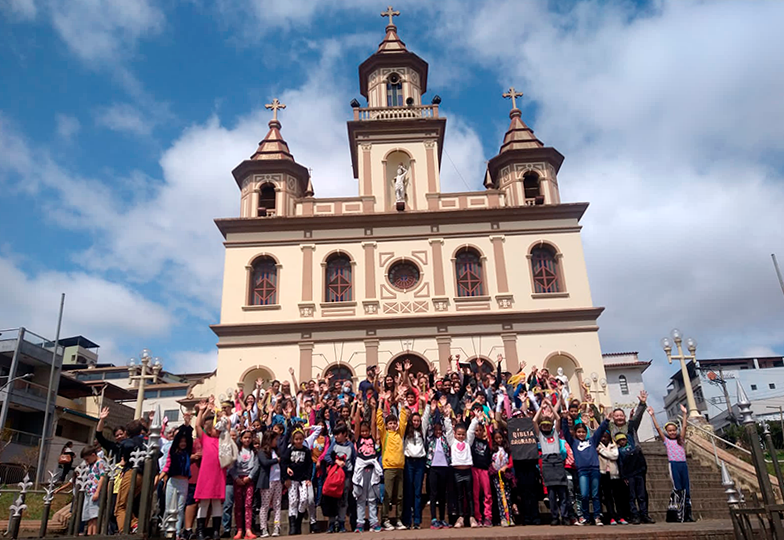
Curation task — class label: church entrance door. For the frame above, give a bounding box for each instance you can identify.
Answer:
[386,353,430,382]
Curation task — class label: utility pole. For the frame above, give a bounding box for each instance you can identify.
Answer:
[36,293,65,487]
[719,366,735,424]
[773,254,784,299]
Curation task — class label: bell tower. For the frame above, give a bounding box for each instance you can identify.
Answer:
[347,6,446,213]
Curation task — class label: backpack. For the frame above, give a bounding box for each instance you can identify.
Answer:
[666,489,686,522]
[322,464,345,498]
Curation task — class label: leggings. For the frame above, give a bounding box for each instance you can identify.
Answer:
[197,499,223,519]
[288,480,315,520]
[472,468,491,523]
[260,481,283,530]
[233,478,254,532]
[669,461,691,502]
[453,468,473,521]
[491,474,513,523]
[428,467,449,521]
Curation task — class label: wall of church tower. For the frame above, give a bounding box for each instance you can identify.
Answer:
[366,67,423,108]
[358,141,440,212]
[238,173,307,218]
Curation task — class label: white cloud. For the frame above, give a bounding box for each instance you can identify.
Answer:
[0,254,173,363]
[2,0,37,20]
[439,113,486,193]
[429,0,784,410]
[168,349,218,374]
[94,103,153,136]
[47,0,164,64]
[55,113,80,141]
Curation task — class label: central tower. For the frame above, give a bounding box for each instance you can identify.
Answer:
[347,7,446,212]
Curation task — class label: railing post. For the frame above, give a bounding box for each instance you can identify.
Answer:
[736,380,784,536]
[124,448,146,534]
[68,461,87,536]
[138,405,162,538]
[100,457,119,535]
[39,470,58,538]
[6,472,32,540]
[762,422,784,500]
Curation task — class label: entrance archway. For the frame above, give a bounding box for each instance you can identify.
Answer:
[240,366,275,392]
[386,353,430,381]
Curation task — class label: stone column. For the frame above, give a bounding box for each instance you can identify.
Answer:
[489,235,509,294]
[501,333,519,373]
[364,339,379,370]
[362,242,377,298]
[429,238,446,297]
[301,245,315,302]
[436,336,452,376]
[299,342,314,382]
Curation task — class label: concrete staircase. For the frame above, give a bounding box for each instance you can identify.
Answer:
[639,441,730,522]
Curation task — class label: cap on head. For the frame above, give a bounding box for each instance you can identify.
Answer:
[614,433,627,442]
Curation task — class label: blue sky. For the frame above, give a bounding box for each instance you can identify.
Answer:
[1,0,783,415]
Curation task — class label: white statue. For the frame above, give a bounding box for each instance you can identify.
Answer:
[555,367,571,400]
[393,163,408,203]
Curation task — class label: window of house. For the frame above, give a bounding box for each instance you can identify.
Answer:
[258,184,276,217]
[619,374,629,395]
[455,248,484,297]
[770,383,776,390]
[531,246,561,293]
[326,254,352,302]
[144,389,159,399]
[164,409,180,422]
[386,74,403,107]
[250,257,278,305]
[751,384,757,391]
[159,388,188,398]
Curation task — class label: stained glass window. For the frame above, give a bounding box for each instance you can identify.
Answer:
[387,81,403,107]
[251,257,277,305]
[388,261,420,291]
[326,255,352,302]
[455,249,484,297]
[531,246,561,293]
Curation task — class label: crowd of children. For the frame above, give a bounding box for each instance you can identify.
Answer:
[82,354,694,538]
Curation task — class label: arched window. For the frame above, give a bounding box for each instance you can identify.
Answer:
[386,74,403,107]
[531,246,561,293]
[523,172,542,204]
[258,183,276,217]
[455,248,485,297]
[619,374,629,395]
[250,257,277,305]
[324,364,353,383]
[325,254,352,302]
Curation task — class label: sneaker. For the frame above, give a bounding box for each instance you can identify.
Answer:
[382,521,394,532]
[641,516,656,524]
[439,520,451,529]
[413,524,420,530]
[469,517,479,528]
[371,524,381,533]
[260,532,269,539]
[631,516,641,525]
[395,521,406,531]
[454,517,464,529]
[272,525,280,538]
[430,519,441,530]
[500,519,509,527]
[483,520,492,527]
[618,519,629,525]
[609,519,617,525]
[575,518,588,526]
[234,532,244,540]
[354,528,362,534]
[551,518,559,526]
[595,520,604,526]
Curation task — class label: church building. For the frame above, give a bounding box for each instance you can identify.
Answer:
[207,8,608,403]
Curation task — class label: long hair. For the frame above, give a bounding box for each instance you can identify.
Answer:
[170,425,194,456]
[259,430,277,457]
[494,428,511,454]
[404,412,421,441]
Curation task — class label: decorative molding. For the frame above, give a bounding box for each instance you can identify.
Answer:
[410,250,428,266]
[242,304,281,312]
[496,294,514,309]
[360,143,373,151]
[413,281,430,298]
[382,301,429,314]
[298,303,316,318]
[423,140,436,148]
[362,300,380,315]
[319,301,357,308]
[454,295,491,303]
[378,251,395,268]
[379,284,397,300]
[432,297,449,312]
[532,292,570,299]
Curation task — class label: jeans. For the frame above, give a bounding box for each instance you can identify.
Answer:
[628,473,649,518]
[669,461,691,502]
[222,482,234,532]
[165,477,188,535]
[402,458,425,526]
[578,469,601,520]
[355,468,379,529]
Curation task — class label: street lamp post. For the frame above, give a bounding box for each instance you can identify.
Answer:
[661,328,703,421]
[128,349,162,418]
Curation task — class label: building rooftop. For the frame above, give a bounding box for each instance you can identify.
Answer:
[59,335,100,349]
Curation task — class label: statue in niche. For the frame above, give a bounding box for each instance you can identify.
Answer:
[555,367,571,401]
[393,163,409,210]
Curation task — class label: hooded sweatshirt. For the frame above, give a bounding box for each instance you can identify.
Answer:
[376,407,408,469]
[561,417,609,472]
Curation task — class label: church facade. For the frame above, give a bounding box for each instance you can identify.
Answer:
[209,10,608,404]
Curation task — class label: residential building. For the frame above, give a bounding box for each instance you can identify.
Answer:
[662,356,784,432]
[602,352,656,442]
[60,335,100,367]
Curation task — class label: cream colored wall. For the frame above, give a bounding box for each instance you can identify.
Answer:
[220,225,594,324]
[367,67,423,108]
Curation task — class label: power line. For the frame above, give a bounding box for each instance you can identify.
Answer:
[442,147,473,192]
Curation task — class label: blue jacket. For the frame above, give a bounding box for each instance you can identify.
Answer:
[562,417,609,471]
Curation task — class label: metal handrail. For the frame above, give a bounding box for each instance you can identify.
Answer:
[688,419,773,464]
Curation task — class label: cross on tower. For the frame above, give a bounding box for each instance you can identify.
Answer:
[381,5,400,26]
[265,98,286,122]
[502,87,524,111]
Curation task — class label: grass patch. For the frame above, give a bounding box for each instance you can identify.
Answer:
[0,491,71,520]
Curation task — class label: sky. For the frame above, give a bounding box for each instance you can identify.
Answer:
[1,0,783,415]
